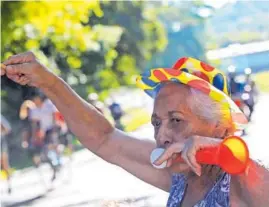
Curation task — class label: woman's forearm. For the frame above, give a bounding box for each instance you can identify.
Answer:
[41,75,114,153]
[233,159,269,206]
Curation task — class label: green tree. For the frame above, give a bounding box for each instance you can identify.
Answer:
[1,1,167,168]
[1,1,167,97]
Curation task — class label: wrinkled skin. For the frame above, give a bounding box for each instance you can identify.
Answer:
[152,82,228,175]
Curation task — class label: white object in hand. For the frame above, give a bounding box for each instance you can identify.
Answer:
[150,148,167,169]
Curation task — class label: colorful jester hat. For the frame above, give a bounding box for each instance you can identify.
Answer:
[136,57,248,130]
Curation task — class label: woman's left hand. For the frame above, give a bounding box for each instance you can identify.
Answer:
[154,136,222,176]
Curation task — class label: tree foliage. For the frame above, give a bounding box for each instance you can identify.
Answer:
[1,1,167,168]
[1,1,167,96]
[1,0,167,107]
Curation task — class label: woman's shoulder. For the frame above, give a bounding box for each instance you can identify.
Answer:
[168,173,231,207]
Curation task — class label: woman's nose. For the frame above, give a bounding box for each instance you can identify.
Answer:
[155,122,173,148]
[158,137,172,148]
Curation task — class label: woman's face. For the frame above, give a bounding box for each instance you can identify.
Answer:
[152,83,218,149]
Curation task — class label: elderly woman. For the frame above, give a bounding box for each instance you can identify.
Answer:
[1,53,269,206]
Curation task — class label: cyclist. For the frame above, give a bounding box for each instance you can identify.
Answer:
[108,100,124,130]
[20,100,46,169]
[1,114,12,193]
[30,93,61,181]
[55,111,73,158]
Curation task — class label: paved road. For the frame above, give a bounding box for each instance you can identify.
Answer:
[1,94,269,207]
[1,124,168,207]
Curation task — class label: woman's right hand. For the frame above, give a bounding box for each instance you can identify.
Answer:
[1,51,56,88]
[154,136,222,176]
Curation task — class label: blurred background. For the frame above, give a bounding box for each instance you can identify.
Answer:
[1,0,269,206]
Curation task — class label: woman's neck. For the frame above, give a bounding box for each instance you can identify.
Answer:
[185,165,223,187]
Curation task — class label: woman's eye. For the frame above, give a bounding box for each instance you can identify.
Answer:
[152,119,161,127]
[171,118,181,123]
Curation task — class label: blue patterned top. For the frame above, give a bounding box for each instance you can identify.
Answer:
[167,173,231,207]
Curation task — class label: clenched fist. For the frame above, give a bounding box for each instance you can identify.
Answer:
[1,51,56,88]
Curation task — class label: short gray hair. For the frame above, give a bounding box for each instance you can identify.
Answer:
[188,87,221,123]
[188,87,233,132]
